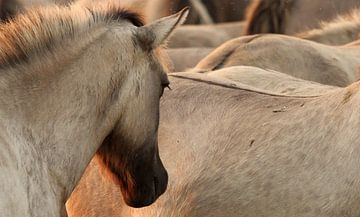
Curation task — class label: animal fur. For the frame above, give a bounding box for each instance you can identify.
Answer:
[146,0,249,24]
[0,2,186,216]
[192,34,360,87]
[298,9,360,45]
[0,2,143,67]
[244,0,360,35]
[67,72,360,217]
[244,0,295,35]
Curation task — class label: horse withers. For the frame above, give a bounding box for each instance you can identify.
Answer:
[0,3,188,217]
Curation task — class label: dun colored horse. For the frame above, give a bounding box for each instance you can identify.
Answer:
[192,34,360,87]
[68,72,360,216]
[0,3,188,217]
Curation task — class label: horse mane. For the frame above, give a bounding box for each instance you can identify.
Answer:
[0,2,144,68]
[244,0,295,35]
[297,9,360,44]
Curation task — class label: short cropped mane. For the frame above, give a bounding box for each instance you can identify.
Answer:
[297,9,360,44]
[0,3,144,68]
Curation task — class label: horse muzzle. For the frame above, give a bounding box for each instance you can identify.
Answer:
[121,147,168,208]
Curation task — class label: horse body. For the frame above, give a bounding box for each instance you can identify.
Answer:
[0,4,188,216]
[193,34,360,87]
[206,66,339,96]
[67,72,360,216]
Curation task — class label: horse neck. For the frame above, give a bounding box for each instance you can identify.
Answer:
[0,27,126,215]
[312,44,360,83]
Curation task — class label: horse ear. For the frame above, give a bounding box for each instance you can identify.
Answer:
[136,7,189,50]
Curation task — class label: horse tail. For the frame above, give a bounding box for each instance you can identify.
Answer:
[244,0,295,35]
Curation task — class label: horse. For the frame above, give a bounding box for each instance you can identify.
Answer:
[192,34,360,87]
[67,71,360,216]
[244,0,360,35]
[0,3,188,217]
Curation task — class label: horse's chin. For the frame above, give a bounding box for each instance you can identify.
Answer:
[122,185,157,208]
[120,168,168,208]
[96,133,168,208]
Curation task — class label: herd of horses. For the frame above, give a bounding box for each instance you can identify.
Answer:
[2,0,360,217]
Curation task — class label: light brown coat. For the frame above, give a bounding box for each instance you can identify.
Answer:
[67,72,360,217]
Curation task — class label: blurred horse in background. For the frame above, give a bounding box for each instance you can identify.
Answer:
[146,0,250,24]
[245,0,360,35]
[191,35,360,87]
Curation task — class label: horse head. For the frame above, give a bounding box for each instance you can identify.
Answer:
[95,8,189,208]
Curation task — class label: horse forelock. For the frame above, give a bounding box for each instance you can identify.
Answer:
[0,2,144,69]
